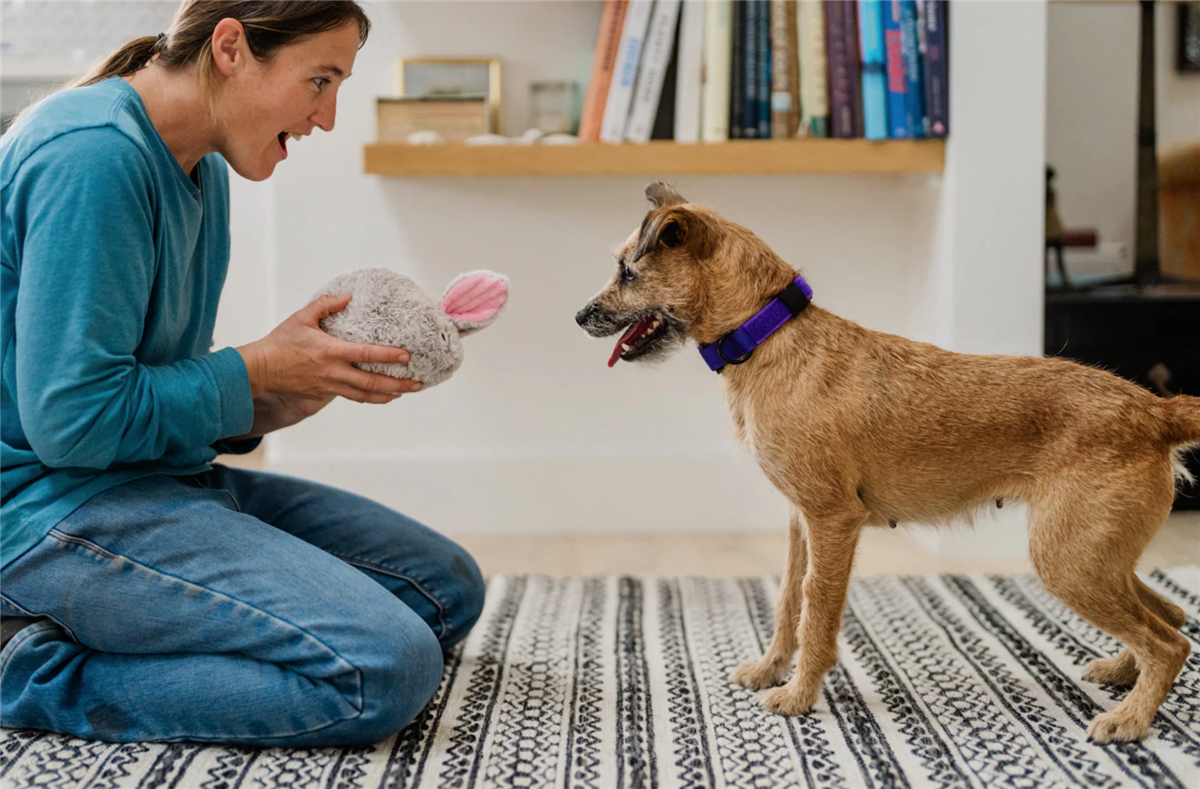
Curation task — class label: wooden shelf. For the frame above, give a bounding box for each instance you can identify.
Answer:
[363,139,946,178]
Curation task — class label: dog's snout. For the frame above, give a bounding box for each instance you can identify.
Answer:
[575,304,596,328]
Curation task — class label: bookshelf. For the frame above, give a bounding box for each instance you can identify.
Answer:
[363,139,945,177]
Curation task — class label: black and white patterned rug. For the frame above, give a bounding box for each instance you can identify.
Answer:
[3,569,1199,789]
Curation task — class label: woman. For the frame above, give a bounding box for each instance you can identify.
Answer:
[0,1,485,747]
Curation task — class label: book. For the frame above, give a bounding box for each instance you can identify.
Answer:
[756,0,771,138]
[858,0,888,140]
[651,19,682,139]
[899,0,926,138]
[770,0,800,139]
[579,0,629,143]
[921,0,948,137]
[798,0,829,137]
[701,0,733,141]
[846,1,864,138]
[825,0,858,138]
[883,0,911,138]
[744,0,760,138]
[730,0,745,138]
[674,0,707,142]
[600,0,655,144]
[625,0,683,143]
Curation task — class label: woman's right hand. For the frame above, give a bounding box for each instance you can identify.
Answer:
[236,293,421,404]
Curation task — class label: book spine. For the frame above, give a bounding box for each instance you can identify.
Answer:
[883,0,910,138]
[756,0,771,138]
[730,0,745,138]
[579,0,630,142]
[921,0,948,137]
[625,0,683,143]
[899,0,926,138]
[858,0,888,140]
[770,0,797,139]
[743,0,760,138]
[825,0,854,138]
[799,0,829,137]
[845,0,863,138]
[600,0,655,144]
[701,0,733,141]
[651,16,682,139]
[674,0,707,142]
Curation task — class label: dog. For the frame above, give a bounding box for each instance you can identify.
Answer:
[575,182,1200,743]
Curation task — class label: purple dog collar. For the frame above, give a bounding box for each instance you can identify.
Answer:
[698,273,813,373]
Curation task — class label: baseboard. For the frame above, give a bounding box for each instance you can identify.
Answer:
[266,451,792,536]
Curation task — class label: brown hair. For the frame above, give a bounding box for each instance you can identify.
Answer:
[6,1,369,127]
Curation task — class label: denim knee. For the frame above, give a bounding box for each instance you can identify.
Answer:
[336,614,444,746]
[438,546,486,650]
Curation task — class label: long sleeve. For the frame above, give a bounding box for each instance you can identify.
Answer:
[9,128,253,470]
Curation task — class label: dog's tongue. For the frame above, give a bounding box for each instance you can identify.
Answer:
[607,317,653,368]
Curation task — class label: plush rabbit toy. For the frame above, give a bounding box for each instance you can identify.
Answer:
[314,268,509,389]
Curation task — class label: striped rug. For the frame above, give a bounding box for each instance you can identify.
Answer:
[2,568,1198,789]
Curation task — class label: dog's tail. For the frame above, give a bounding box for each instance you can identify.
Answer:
[1164,395,1200,447]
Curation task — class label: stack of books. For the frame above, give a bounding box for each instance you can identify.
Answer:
[578,0,948,144]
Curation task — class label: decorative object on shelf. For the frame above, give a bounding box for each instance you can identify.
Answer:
[395,57,502,134]
[1178,2,1200,73]
[376,96,489,143]
[529,79,580,135]
[1044,166,1068,287]
[406,130,445,145]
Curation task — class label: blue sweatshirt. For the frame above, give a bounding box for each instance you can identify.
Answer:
[1,77,255,568]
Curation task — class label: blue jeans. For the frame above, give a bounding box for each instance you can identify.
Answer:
[0,465,485,747]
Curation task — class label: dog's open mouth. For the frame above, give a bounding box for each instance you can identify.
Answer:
[608,312,671,367]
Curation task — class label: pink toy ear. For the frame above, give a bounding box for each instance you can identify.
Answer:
[439,271,509,335]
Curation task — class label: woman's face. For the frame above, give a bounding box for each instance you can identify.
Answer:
[215,21,361,181]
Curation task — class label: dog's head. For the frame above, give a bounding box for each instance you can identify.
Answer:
[576,182,793,367]
[574,183,722,366]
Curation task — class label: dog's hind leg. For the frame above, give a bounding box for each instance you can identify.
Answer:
[1030,474,1188,743]
[734,506,807,690]
[1082,577,1187,686]
[761,499,867,716]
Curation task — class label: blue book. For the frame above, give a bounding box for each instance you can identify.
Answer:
[899,0,927,137]
[858,0,888,140]
[882,1,910,138]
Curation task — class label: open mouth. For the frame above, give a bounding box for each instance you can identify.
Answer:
[277,131,302,158]
[608,312,672,367]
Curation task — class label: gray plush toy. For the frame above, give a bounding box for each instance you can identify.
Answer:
[314,268,509,389]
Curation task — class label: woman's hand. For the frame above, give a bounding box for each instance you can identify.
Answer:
[237,293,421,404]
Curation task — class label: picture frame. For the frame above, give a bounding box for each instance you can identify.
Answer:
[396,57,503,134]
[1179,3,1200,73]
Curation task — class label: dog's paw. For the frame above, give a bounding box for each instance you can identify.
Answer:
[1086,708,1151,744]
[1082,654,1139,686]
[760,681,818,717]
[732,659,789,691]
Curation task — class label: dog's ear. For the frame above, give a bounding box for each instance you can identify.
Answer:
[645,182,686,208]
[632,207,715,262]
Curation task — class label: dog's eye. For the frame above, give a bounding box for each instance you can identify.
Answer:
[619,262,636,282]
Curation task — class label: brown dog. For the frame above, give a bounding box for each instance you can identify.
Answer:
[575,183,1200,743]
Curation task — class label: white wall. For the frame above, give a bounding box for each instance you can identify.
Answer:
[2,1,1051,556]
[257,1,1045,553]
[1046,1,1200,281]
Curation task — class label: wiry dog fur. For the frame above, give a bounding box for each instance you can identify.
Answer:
[576,183,1200,743]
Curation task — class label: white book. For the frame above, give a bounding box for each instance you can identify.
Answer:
[673,0,707,143]
[798,0,829,137]
[624,0,683,143]
[600,0,657,144]
[701,0,732,142]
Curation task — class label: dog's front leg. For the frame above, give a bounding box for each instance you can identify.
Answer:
[761,504,865,716]
[733,507,807,690]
